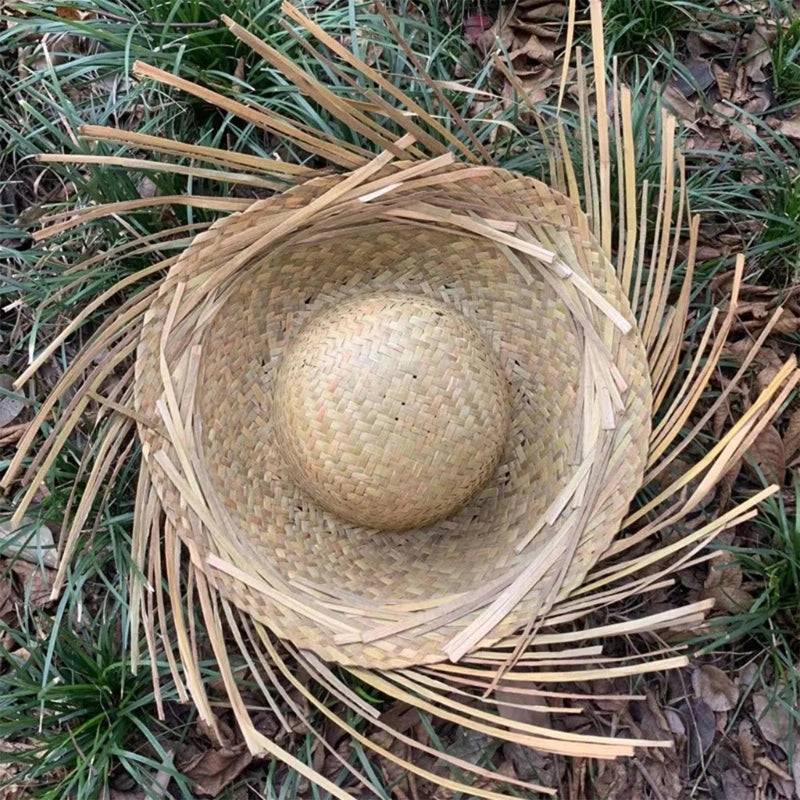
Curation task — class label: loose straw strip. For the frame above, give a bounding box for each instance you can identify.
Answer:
[38,154,285,190]
[80,124,313,176]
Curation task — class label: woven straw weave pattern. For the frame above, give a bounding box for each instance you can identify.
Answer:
[134,166,652,668]
[273,291,512,530]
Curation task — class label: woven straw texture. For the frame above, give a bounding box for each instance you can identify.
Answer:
[273,290,513,530]
[134,165,652,669]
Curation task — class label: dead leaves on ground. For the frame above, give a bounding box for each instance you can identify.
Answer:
[710,274,800,485]
[177,744,253,797]
[703,550,755,613]
[752,687,800,799]
[693,664,740,713]
[581,665,800,799]
[464,1,567,110]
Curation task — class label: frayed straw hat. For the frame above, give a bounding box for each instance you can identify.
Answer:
[5,2,798,796]
[133,159,652,670]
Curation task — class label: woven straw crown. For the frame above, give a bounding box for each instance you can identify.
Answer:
[273,290,513,531]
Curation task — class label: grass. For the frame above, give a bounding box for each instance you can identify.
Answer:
[0,607,189,799]
[0,502,186,798]
[770,15,800,105]
[2,0,800,796]
[693,472,800,794]
[701,472,800,679]
[602,0,699,60]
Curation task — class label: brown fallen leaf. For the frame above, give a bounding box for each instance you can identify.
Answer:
[517,1,566,21]
[495,682,550,728]
[782,407,800,464]
[196,713,236,749]
[692,664,739,712]
[0,375,24,428]
[757,755,792,781]
[661,83,697,122]
[721,767,755,800]
[0,555,15,621]
[745,424,786,484]
[793,741,800,800]
[477,7,515,54]
[0,519,58,569]
[681,698,716,767]
[752,690,800,797]
[752,691,794,747]
[754,364,782,399]
[779,115,800,141]
[110,759,172,800]
[663,707,685,736]
[8,560,53,609]
[744,24,772,83]
[464,12,493,44]
[738,722,756,769]
[56,5,82,19]
[508,33,554,64]
[178,745,253,797]
[703,551,754,614]
[772,313,800,334]
[713,62,733,100]
[233,56,245,83]
[718,455,742,510]
[136,177,157,200]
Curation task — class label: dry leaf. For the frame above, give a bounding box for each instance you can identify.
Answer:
[110,761,171,800]
[197,713,236,749]
[752,691,794,748]
[718,456,742,510]
[0,579,14,624]
[508,33,554,64]
[721,768,755,800]
[664,707,685,736]
[738,722,756,768]
[0,375,24,428]
[782,407,800,464]
[55,5,95,20]
[745,424,786,484]
[752,688,800,795]
[692,665,739,712]
[745,25,772,83]
[477,7,515,54]
[179,745,253,797]
[754,365,781,399]
[8,561,53,609]
[703,552,754,613]
[779,115,800,141]
[772,313,800,334]
[517,2,566,21]
[464,12,493,44]
[662,83,697,122]
[712,63,733,99]
[136,177,157,200]
[495,682,550,728]
[56,5,82,19]
[682,698,716,767]
[0,519,57,568]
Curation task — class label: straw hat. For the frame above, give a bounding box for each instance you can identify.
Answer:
[6,4,796,795]
[133,164,651,669]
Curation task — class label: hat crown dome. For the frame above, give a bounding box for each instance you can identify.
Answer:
[272,291,512,530]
